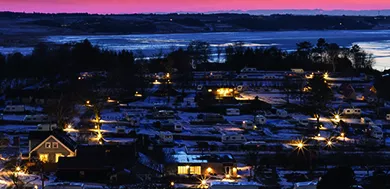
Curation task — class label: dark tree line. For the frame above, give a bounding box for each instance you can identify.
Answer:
[0,38,375,84]
[225,38,375,72]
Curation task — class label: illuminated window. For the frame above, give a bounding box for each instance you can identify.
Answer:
[189,166,201,175]
[39,154,49,163]
[178,166,188,174]
[45,142,51,148]
[55,153,64,163]
[178,166,201,175]
[52,142,59,148]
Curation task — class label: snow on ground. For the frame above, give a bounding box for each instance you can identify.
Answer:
[24,105,43,112]
[2,114,25,121]
[0,124,36,132]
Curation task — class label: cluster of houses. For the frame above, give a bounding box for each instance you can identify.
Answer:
[0,67,389,189]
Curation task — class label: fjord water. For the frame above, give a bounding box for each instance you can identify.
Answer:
[23,30,390,70]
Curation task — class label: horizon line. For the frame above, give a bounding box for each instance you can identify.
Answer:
[1,9,390,15]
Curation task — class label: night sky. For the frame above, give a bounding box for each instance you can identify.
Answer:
[0,0,389,13]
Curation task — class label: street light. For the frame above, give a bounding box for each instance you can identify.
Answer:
[170,181,175,187]
[297,142,304,149]
[16,166,21,172]
[326,140,333,147]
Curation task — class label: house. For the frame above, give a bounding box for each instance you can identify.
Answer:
[165,152,238,177]
[28,131,77,164]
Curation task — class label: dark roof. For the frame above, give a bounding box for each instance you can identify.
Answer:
[57,157,111,170]
[58,144,137,171]
[29,130,77,151]
[76,144,136,158]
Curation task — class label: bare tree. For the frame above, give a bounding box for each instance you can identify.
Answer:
[43,93,78,129]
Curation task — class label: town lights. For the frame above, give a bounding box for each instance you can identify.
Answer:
[292,139,306,152]
[97,133,102,140]
[201,180,207,185]
[170,181,175,187]
[334,114,340,120]
[326,140,333,147]
[297,142,304,149]
[340,132,345,137]
[16,166,21,172]
[166,73,170,78]
[207,167,212,173]
[324,72,329,79]
[225,174,231,178]
[86,100,90,104]
[34,185,38,189]
[67,124,72,129]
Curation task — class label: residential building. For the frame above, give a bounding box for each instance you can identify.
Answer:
[28,131,77,164]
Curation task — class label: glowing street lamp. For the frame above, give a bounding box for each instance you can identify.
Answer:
[97,133,102,139]
[297,142,304,149]
[326,140,333,147]
[16,166,21,172]
[340,132,345,137]
[170,181,175,187]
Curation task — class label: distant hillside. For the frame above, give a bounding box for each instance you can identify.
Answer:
[0,12,390,41]
[206,9,390,16]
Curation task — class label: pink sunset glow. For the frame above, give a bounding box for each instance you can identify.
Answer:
[0,0,389,13]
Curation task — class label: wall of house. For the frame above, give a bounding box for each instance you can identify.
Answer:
[165,162,237,177]
[32,137,74,163]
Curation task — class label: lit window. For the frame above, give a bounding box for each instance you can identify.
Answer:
[39,154,49,163]
[52,142,59,148]
[190,166,201,175]
[45,142,51,148]
[178,166,188,174]
[55,153,64,163]
[177,166,201,175]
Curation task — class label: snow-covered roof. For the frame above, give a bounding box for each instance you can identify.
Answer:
[173,154,207,163]
[210,181,262,186]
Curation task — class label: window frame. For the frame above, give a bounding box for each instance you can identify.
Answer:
[45,142,51,148]
[52,142,59,148]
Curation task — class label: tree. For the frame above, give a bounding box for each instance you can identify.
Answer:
[327,43,340,72]
[43,93,78,129]
[305,75,333,127]
[187,41,211,65]
[349,44,375,69]
[0,157,39,189]
[306,75,333,110]
[317,166,356,189]
[296,41,313,59]
[216,45,223,63]
[245,151,261,181]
